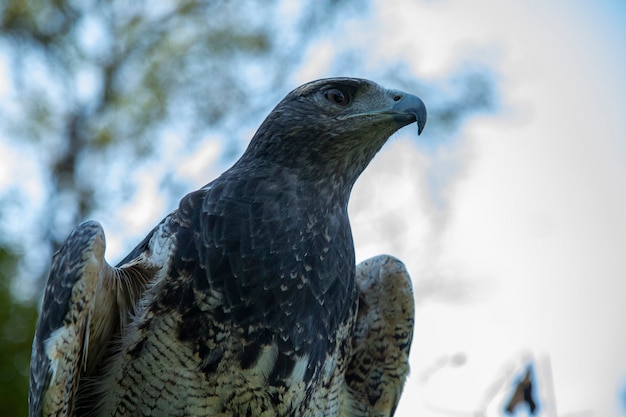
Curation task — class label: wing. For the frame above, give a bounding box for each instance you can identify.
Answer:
[341,255,415,417]
[29,221,152,417]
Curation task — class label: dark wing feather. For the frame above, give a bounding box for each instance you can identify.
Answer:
[341,255,415,417]
[29,221,151,417]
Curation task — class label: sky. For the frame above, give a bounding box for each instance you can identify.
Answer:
[345,1,626,416]
[1,1,625,416]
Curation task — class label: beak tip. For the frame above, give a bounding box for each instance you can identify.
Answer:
[417,120,426,135]
[415,96,427,136]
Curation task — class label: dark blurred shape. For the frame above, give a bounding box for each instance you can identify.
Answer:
[504,365,538,415]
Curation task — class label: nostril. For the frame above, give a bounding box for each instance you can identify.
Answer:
[393,95,402,101]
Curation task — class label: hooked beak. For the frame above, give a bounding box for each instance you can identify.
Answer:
[390,93,427,135]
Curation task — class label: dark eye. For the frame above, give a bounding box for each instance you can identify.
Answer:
[324,88,350,106]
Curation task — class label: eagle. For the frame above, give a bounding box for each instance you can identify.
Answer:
[29,77,426,417]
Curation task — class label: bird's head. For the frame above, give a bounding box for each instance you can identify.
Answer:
[240,77,427,191]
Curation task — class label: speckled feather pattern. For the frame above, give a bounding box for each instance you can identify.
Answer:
[29,78,424,417]
[342,256,415,417]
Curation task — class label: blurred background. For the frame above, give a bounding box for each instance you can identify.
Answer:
[1,1,625,416]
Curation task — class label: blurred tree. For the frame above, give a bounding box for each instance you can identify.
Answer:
[0,0,496,414]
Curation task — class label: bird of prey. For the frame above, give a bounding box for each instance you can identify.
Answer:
[29,77,425,417]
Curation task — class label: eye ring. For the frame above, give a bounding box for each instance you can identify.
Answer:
[324,88,350,106]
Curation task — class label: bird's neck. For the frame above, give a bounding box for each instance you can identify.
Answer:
[229,157,355,210]
[236,128,388,201]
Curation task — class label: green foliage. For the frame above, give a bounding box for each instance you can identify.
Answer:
[0,246,37,416]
